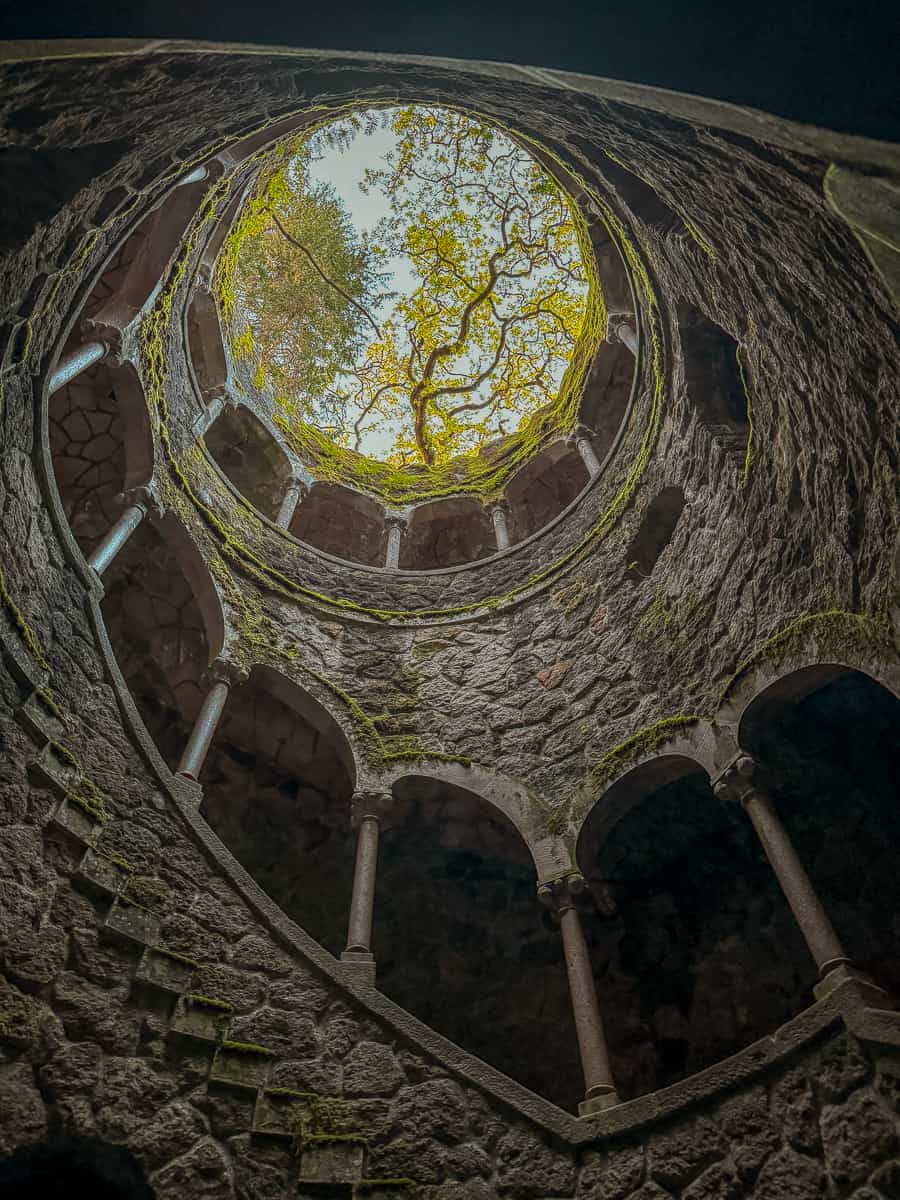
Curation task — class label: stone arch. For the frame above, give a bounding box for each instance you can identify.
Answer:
[186,287,228,401]
[47,359,153,559]
[576,751,813,1101]
[372,773,580,1111]
[197,665,358,955]
[378,760,569,879]
[624,485,686,578]
[289,482,386,566]
[678,302,750,467]
[506,441,590,542]
[399,496,495,568]
[204,404,293,521]
[81,173,212,329]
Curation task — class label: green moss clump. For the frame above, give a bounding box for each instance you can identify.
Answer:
[186,994,234,1012]
[0,566,51,672]
[154,947,199,968]
[587,714,703,793]
[303,1134,368,1147]
[221,1039,277,1057]
[720,609,896,704]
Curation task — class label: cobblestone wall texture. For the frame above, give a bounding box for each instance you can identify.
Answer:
[0,39,899,1198]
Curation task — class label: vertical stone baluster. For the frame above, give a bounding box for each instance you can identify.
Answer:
[568,425,602,479]
[490,502,511,551]
[539,874,620,1114]
[176,661,247,781]
[88,486,159,576]
[342,790,392,970]
[276,478,308,530]
[713,754,888,1005]
[48,341,109,395]
[384,516,405,569]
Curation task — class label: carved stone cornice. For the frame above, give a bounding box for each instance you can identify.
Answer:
[537,871,589,915]
[712,753,767,806]
[351,789,394,828]
[206,658,249,690]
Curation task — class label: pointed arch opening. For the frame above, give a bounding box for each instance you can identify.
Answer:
[625,485,686,578]
[679,303,749,467]
[506,442,590,543]
[187,288,229,401]
[373,775,579,1110]
[100,517,222,770]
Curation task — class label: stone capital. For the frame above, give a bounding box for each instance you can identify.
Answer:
[712,753,764,805]
[383,514,407,533]
[537,871,589,914]
[206,658,249,690]
[120,484,164,520]
[605,312,636,343]
[565,422,594,447]
[351,789,394,828]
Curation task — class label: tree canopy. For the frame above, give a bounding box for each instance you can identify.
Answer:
[220,105,589,468]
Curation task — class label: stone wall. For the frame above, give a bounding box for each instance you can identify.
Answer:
[1,38,899,1199]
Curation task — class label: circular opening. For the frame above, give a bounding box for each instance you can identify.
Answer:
[216,104,603,505]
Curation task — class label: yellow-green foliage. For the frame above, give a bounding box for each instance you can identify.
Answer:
[216,104,606,506]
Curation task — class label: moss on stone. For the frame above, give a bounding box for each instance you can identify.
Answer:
[720,609,896,704]
[221,1039,277,1056]
[186,994,234,1012]
[587,714,703,793]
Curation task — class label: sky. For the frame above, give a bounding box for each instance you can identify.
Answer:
[3,1,897,143]
[298,110,587,463]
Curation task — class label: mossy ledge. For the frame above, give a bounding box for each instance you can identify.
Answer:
[720,609,897,704]
[587,714,703,794]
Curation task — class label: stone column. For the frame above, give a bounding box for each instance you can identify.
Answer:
[569,425,601,479]
[342,790,392,965]
[48,341,108,395]
[384,516,405,570]
[714,755,851,979]
[275,479,308,530]
[608,315,638,356]
[87,487,156,576]
[178,164,209,187]
[176,661,247,781]
[538,874,620,1114]
[193,393,233,438]
[490,502,511,552]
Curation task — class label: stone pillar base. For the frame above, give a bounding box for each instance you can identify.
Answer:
[578,1089,620,1117]
[813,962,894,1010]
[341,949,376,987]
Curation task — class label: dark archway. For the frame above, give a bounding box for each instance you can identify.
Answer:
[506,443,589,543]
[679,303,749,467]
[187,288,228,401]
[740,666,900,1000]
[100,519,214,770]
[577,758,809,1101]
[625,485,686,577]
[198,669,356,957]
[0,1136,155,1199]
[205,405,293,521]
[290,483,386,566]
[373,776,580,1110]
[399,497,495,568]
